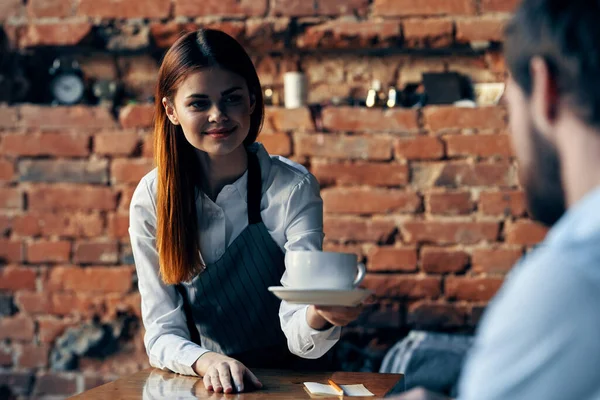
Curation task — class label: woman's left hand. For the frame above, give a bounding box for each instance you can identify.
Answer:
[307,305,363,329]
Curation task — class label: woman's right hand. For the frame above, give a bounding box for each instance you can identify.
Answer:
[193,352,262,394]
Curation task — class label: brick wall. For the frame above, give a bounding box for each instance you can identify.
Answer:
[0,0,544,398]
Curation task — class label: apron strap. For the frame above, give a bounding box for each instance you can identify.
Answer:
[247,149,263,225]
[175,284,202,346]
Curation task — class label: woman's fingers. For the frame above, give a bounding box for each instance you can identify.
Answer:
[203,373,213,391]
[216,363,234,393]
[229,362,245,393]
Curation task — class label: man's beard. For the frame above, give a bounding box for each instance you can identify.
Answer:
[523,126,566,227]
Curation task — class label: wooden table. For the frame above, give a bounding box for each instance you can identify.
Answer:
[71,368,404,399]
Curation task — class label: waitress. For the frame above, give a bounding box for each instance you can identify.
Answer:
[129,29,362,394]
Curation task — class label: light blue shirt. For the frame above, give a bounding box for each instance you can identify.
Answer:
[458,187,600,399]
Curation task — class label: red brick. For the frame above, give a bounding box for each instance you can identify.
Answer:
[456,16,509,43]
[51,292,104,317]
[0,240,24,263]
[73,240,119,264]
[324,216,396,243]
[0,188,22,209]
[110,159,153,185]
[312,160,409,187]
[426,191,473,215]
[446,276,504,301]
[78,0,170,18]
[0,0,23,21]
[13,212,104,238]
[105,292,142,319]
[244,19,289,52]
[0,107,18,128]
[28,185,117,211]
[274,0,368,16]
[118,186,137,211]
[18,22,92,48]
[322,243,363,259]
[15,292,51,314]
[27,0,72,18]
[374,0,476,16]
[402,221,499,244]
[0,315,35,341]
[296,134,393,160]
[141,134,154,159]
[472,247,523,274]
[118,104,154,129]
[363,274,441,299]
[505,220,548,245]
[33,372,77,397]
[479,190,527,217]
[297,20,401,49]
[17,159,108,184]
[254,133,290,156]
[0,159,14,182]
[322,188,421,214]
[421,247,469,273]
[448,56,497,83]
[445,134,513,158]
[367,246,417,272]
[48,266,133,293]
[94,131,141,156]
[19,105,116,129]
[0,267,35,291]
[0,214,11,235]
[402,18,454,48]
[0,371,34,396]
[424,106,507,131]
[175,0,267,17]
[38,316,74,343]
[481,0,520,12]
[322,107,419,133]
[395,136,445,160]
[408,302,467,328]
[0,132,90,157]
[411,161,517,188]
[0,347,12,367]
[27,240,71,263]
[16,344,49,368]
[108,213,129,238]
[263,107,314,132]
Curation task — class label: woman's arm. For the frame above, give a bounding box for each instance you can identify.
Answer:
[278,173,342,358]
[129,176,209,376]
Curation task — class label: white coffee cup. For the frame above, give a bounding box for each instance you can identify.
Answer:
[284,251,366,290]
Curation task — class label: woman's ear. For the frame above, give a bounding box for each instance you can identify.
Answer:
[162,96,180,125]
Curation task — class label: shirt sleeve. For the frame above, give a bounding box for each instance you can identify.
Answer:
[458,250,600,400]
[278,173,341,359]
[129,176,210,376]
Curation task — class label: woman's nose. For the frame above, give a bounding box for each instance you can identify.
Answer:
[207,104,229,124]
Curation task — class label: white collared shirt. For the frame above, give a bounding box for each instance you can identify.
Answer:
[129,143,340,376]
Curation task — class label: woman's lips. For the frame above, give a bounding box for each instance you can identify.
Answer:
[204,126,236,138]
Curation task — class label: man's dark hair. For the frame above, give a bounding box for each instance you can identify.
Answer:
[505,0,600,127]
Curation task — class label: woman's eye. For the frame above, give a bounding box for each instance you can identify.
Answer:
[190,100,210,110]
[224,95,243,104]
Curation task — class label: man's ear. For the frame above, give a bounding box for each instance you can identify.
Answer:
[529,57,559,136]
[162,97,180,125]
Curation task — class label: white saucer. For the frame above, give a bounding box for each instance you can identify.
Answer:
[268,287,373,307]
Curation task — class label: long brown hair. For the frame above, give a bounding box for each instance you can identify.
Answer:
[154,29,265,285]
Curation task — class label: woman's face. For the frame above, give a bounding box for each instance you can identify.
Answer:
[163,67,254,157]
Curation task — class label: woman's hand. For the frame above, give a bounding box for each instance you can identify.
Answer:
[307,305,363,330]
[193,352,262,393]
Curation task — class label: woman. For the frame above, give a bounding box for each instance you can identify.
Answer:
[129,29,363,394]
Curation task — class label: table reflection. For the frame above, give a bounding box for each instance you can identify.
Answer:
[143,368,244,400]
